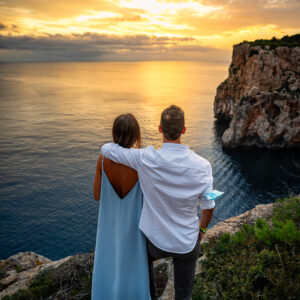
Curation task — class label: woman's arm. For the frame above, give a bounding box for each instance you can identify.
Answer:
[93,155,103,201]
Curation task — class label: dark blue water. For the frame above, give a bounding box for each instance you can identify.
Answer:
[0,62,299,260]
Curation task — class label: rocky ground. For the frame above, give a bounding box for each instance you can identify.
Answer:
[0,202,275,299]
[214,40,300,148]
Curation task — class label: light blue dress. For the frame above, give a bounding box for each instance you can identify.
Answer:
[91,161,151,300]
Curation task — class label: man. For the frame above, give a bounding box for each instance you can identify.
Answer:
[101,105,215,300]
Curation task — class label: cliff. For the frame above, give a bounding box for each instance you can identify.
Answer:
[0,202,276,299]
[214,35,300,148]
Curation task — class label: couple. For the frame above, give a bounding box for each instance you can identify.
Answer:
[92,105,215,300]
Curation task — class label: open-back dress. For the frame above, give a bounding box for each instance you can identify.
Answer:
[91,160,151,300]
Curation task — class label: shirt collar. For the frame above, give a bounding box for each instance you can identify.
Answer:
[162,142,189,150]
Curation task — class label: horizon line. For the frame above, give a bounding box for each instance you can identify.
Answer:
[0,58,231,63]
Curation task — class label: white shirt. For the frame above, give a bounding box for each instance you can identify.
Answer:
[101,142,215,253]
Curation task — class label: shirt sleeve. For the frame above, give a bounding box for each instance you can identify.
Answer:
[101,143,143,171]
[199,161,215,210]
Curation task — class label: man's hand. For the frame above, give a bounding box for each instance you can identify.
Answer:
[199,207,214,241]
[199,231,205,242]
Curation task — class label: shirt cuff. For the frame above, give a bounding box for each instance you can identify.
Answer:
[199,199,215,210]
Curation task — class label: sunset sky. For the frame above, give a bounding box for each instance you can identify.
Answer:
[0,0,299,62]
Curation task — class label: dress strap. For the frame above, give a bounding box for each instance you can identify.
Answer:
[101,157,104,173]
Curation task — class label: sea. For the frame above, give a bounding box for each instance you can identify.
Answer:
[0,61,299,260]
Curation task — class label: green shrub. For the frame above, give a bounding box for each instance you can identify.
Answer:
[236,34,300,48]
[193,196,300,300]
[1,254,94,300]
[2,271,56,300]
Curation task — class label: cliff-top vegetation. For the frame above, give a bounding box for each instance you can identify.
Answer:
[193,196,300,299]
[237,34,300,48]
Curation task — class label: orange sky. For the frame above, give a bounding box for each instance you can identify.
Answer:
[0,0,299,61]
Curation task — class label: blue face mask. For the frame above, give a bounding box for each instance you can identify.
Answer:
[204,190,224,201]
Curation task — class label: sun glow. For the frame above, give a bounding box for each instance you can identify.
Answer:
[75,11,122,22]
[116,0,220,16]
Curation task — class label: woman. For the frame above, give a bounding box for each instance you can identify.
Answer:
[92,114,151,300]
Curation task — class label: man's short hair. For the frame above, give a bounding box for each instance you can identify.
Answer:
[160,105,185,141]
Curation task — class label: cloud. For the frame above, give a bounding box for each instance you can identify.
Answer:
[173,0,300,35]
[0,33,201,50]
[2,0,299,58]
[0,33,223,62]
[4,0,299,38]
[0,23,7,30]
[0,23,19,32]
[1,0,145,20]
[200,0,300,27]
[113,15,144,22]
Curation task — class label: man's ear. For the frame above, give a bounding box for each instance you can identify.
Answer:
[158,125,163,133]
[182,127,186,134]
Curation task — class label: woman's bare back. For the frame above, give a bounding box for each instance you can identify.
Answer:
[94,155,138,200]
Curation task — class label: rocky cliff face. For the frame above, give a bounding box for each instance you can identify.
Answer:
[214,42,300,148]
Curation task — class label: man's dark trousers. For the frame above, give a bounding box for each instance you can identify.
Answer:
[147,238,200,300]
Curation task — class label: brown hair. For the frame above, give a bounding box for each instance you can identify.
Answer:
[160,105,185,141]
[112,113,141,148]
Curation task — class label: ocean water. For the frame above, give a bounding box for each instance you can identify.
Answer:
[0,61,299,260]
